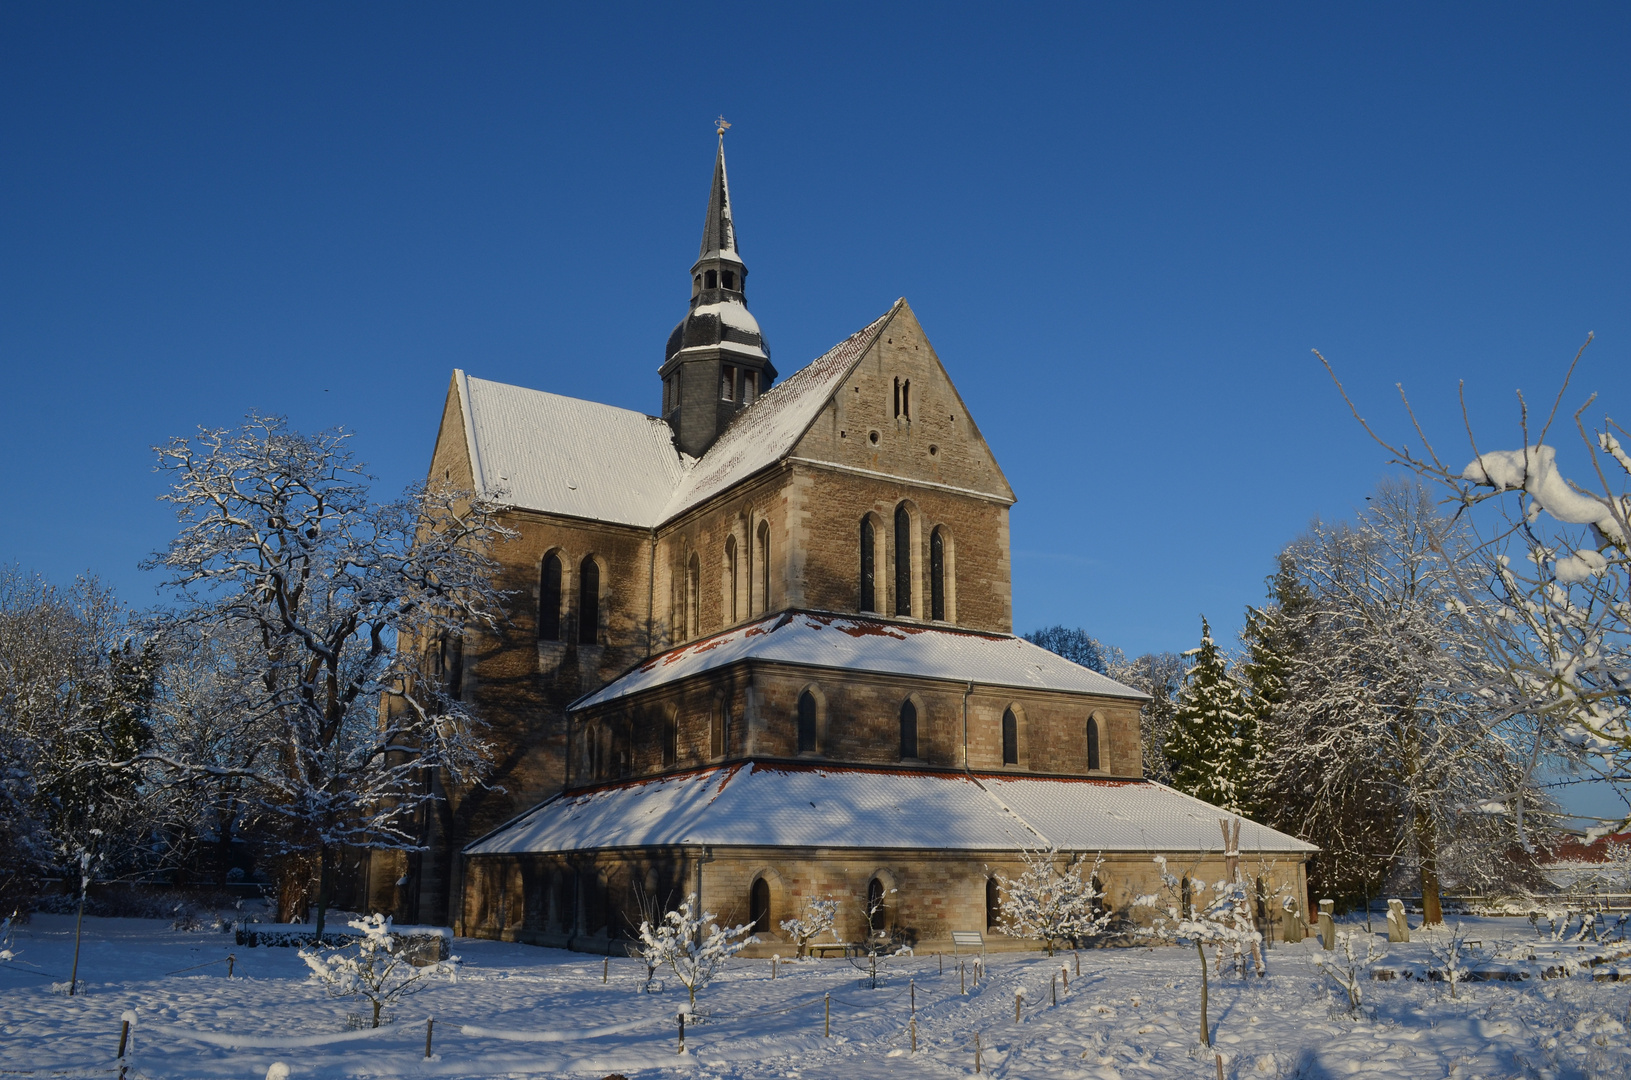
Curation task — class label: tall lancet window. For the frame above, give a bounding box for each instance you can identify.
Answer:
[1087,716,1101,771]
[859,518,876,613]
[725,535,739,624]
[686,553,700,639]
[539,553,562,641]
[756,521,771,616]
[893,503,912,617]
[899,699,918,760]
[1002,707,1018,765]
[578,556,600,645]
[929,527,946,622]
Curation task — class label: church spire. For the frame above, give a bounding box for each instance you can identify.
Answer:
[659,124,776,458]
[699,131,739,263]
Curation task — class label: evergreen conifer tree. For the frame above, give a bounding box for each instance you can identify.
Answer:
[1164,616,1255,816]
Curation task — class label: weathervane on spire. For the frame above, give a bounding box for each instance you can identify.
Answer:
[715,115,731,137]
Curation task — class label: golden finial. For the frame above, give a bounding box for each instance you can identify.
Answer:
[715,115,731,137]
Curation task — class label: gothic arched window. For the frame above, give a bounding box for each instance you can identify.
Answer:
[578,556,600,645]
[929,527,946,621]
[893,503,912,617]
[859,517,876,613]
[686,553,700,638]
[725,534,739,624]
[899,698,918,760]
[539,553,562,641]
[662,713,678,768]
[797,690,817,754]
[986,877,1001,930]
[1001,707,1018,765]
[867,877,886,933]
[756,521,771,616]
[750,878,771,933]
[1087,716,1102,771]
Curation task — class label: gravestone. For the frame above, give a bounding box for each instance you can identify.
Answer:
[1386,899,1410,943]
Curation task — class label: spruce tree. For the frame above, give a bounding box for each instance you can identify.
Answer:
[1164,616,1255,816]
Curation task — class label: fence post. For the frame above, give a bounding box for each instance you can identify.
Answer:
[824,993,830,1038]
[678,1012,685,1054]
[960,961,966,995]
[975,1031,982,1073]
[117,1017,130,1080]
[910,1015,916,1052]
[1015,989,1022,1022]
[1075,951,1080,978]
[1052,973,1057,1006]
[939,952,943,974]
[910,978,915,1015]
[424,1018,434,1059]
[227,954,235,978]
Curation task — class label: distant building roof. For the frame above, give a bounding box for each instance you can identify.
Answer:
[464,761,1317,856]
[453,302,907,529]
[570,610,1150,711]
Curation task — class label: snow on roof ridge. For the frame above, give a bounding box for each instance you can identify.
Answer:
[570,607,1150,711]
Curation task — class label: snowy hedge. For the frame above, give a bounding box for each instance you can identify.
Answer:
[236,922,450,963]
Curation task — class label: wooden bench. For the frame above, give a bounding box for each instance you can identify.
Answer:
[951,931,985,958]
[808,942,861,959]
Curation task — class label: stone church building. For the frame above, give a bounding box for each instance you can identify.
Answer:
[367,137,1312,951]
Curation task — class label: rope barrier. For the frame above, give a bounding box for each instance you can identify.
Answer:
[161,956,232,977]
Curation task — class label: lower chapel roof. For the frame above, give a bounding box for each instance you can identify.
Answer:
[464,762,1317,857]
[570,611,1150,712]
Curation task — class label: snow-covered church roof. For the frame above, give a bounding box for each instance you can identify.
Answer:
[570,610,1149,711]
[452,304,899,529]
[464,762,1317,856]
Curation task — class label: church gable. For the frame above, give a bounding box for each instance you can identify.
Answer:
[428,372,477,492]
[790,301,1014,504]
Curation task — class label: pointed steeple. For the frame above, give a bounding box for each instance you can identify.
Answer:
[659,128,776,458]
[699,134,738,262]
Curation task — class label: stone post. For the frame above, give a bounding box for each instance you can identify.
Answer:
[1317,899,1336,950]
[1386,898,1410,943]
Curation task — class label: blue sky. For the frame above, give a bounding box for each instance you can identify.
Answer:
[1,6,1627,670]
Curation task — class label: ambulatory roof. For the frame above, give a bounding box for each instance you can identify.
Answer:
[570,611,1151,711]
[464,762,1316,856]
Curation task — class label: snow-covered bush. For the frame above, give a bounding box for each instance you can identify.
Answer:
[995,847,1111,956]
[779,896,838,958]
[298,914,458,1028]
[0,916,14,963]
[637,893,754,1012]
[1311,929,1385,1017]
[1428,921,1472,999]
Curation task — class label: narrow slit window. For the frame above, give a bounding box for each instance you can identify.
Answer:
[797,690,817,753]
[892,376,901,418]
[899,699,918,760]
[859,518,875,612]
[894,503,911,616]
[901,379,911,419]
[929,527,945,621]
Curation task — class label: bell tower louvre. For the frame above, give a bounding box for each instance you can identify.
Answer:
[659,127,776,457]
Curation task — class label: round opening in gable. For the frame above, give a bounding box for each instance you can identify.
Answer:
[869,430,880,445]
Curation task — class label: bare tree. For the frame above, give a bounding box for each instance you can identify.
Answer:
[135,415,512,934]
[1319,339,1630,837]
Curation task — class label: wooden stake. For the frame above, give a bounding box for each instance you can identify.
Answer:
[960,961,966,995]
[1075,951,1080,977]
[424,1018,434,1059]
[1215,1051,1225,1080]
[772,955,777,979]
[117,1019,129,1059]
[678,1012,685,1053]
[910,978,916,1015]
[1052,973,1057,1006]
[824,993,831,1038]
[910,1015,917,1052]
[227,954,235,978]
[939,952,943,974]
[1015,990,1022,1022]
[1061,964,1068,989]
[975,1031,982,1073]
[603,954,609,983]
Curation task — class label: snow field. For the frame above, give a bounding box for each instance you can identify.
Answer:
[1,914,1629,1078]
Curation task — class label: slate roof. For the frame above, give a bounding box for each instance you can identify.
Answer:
[464,761,1316,856]
[452,302,900,528]
[571,610,1150,711]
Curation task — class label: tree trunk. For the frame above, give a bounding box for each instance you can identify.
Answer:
[1413,807,1443,926]
[372,997,382,1028]
[276,852,313,924]
[1196,940,1210,1047]
[313,844,331,942]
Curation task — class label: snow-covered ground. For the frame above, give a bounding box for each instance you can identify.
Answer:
[2,913,1629,1078]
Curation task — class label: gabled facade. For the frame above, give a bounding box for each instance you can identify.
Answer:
[369,138,1313,949]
